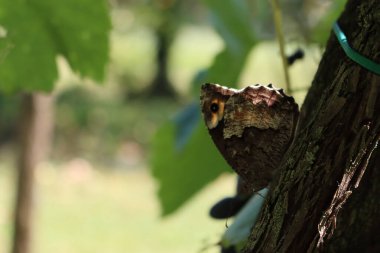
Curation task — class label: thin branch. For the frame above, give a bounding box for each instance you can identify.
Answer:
[269,0,292,94]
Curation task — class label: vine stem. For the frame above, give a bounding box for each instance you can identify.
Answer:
[269,0,292,94]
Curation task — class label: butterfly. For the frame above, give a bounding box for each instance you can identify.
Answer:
[200,83,299,193]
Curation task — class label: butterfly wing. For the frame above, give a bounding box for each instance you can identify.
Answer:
[201,83,299,193]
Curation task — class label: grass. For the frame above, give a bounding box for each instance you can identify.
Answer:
[0,160,236,253]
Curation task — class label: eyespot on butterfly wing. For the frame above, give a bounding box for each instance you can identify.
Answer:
[200,83,299,193]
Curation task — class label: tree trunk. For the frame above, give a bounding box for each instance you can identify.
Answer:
[146,0,178,98]
[243,0,380,252]
[12,93,54,253]
[147,25,177,98]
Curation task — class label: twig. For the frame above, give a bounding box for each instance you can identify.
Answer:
[269,0,292,94]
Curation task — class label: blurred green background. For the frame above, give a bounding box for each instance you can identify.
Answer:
[0,0,345,252]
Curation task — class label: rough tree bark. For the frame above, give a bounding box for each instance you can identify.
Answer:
[243,1,380,252]
[12,93,54,253]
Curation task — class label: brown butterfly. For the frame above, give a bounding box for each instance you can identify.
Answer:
[200,83,299,193]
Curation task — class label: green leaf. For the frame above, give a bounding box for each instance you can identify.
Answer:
[151,0,257,216]
[0,0,57,93]
[203,0,256,86]
[29,0,111,81]
[151,122,230,216]
[205,48,252,86]
[0,0,110,93]
[172,102,200,151]
[311,0,346,44]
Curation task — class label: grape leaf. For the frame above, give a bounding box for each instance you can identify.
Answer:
[151,122,230,216]
[0,0,110,93]
[151,0,257,216]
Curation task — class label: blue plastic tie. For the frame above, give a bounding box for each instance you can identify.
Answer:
[333,22,380,75]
